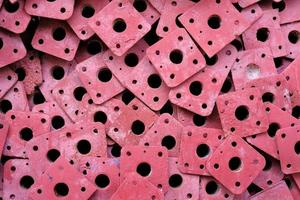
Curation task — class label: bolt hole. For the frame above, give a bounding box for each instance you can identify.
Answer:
[235,105,249,121]
[288,31,300,44]
[73,87,87,101]
[189,81,202,96]
[52,27,66,41]
[77,139,91,155]
[113,18,127,33]
[124,53,139,67]
[81,5,95,18]
[98,68,112,82]
[20,176,34,189]
[19,127,33,141]
[206,181,218,194]
[229,157,242,171]
[131,120,145,135]
[95,174,110,188]
[147,74,162,89]
[54,183,69,197]
[169,49,183,64]
[168,174,182,188]
[47,149,61,162]
[93,111,107,124]
[0,99,12,114]
[161,135,176,150]
[267,123,280,137]
[196,144,210,158]
[136,162,151,177]
[4,1,19,13]
[256,28,269,42]
[51,66,65,80]
[133,0,147,12]
[51,116,65,130]
[208,15,221,29]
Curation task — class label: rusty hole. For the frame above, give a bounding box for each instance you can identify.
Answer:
[193,114,206,126]
[20,176,34,189]
[47,149,61,162]
[205,54,218,66]
[263,156,272,171]
[81,5,95,18]
[0,38,3,49]
[205,180,218,194]
[113,18,127,33]
[98,68,112,82]
[208,15,221,29]
[256,28,269,42]
[262,92,274,103]
[160,101,173,115]
[51,115,65,130]
[121,90,135,105]
[229,157,242,171]
[272,1,286,12]
[54,183,69,197]
[111,143,121,157]
[189,81,202,96]
[235,105,249,121]
[196,144,210,158]
[131,120,145,135]
[19,127,33,141]
[161,135,176,150]
[52,27,66,41]
[133,0,147,12]
[95,174,110,188]
[147,74,162,88]
[51,65,65,80]
[77,139,91,155]
[267,123,280,137]
[33,88,46,105]
[169,49,183,64]
[4,1,19,13]
[87,40,102,55]
[60,7,66,13]
[292,106,300,119]
[136,162,151,177]
[73,87,87,101]
[93,111,107,124]
[168,174,182,188]
[221,78,232,93]
[124,53,139,67]
[0,99,12,114]
[288,31,300,44]
[15,67,26,81]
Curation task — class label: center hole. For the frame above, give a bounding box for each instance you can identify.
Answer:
[93,111,107,124]
[147,74,162,89]
[54,183,69,197]
[51,66,65,80]
[256,28,269,42]
[95,174,110,188]
[295,141,300,154]
[161,135,176,150]
[235,106,249,121]
[52,27,66,41]
[113,18,127,33]
[169,49,183,64]
[4,1,19,13]
[136,162,151,177]
[168,174,183,188]
[124,53,139,67]
[131,120,145,135]
[73,87,87,101]
[262,92,274,103]
[15,67,26,81]
[208,15,221,29]
[20,175,34,189]
[47,149,61,162]
[0,99,12,114]
[205,181,218,195]
[133,0,147,12]
[76,139,91,154]
[228,157,242,171]
[189,81,202,96]
[81,5,95,18]
[246,63,260,80]
[98,68,112,82]
[196,144,210,158]
[51,115,65,130]
[288,31,300,44]
[19,127,33,141]
[267,123,280,137]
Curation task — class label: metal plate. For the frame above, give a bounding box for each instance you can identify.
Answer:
[281,21,300,59]
[147,28,206,87]
[0,118,8,159]
[120,145,169,193]
[207,134,265,195]
[88,0,151,56]
[217,88,269,137]
[0,67,17,99]
[178,126,224,176]
[139,113,183,157]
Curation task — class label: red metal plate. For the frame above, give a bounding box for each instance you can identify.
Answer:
[241,4,263,25]
[0,118,8,159]
[217,88,269,137]
[156,0,194,38]
[89,0,151,56]
[0,67,17,98]
[178,126,224,175]
[281,21,300,59]
[10,51,43,95]
[231,47,277,90]
[246,103,300,159]
[24,0,74,20]
[76,53,125,105]
[179,0,250,57]
[0,29,26,68]
[0,0,30,33]
[32,19,80,61]
[28,156,97,200]
[107,98,158,146]
[122,57,170,111]
[67,0,109,40]
[276,125,300,174]
[3,159,39,200]
[166,157,199,200]
[110,172,164,200]
[78,157,120,200]
[147,28,206,87]
[250,181,293,200]
[207,134,265,195]
[243,10,287,58]
[199,176,234,200]
[169,44,237,116]
[139,113,183,157]
[120,145,169,193]
[3,110,50,157]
